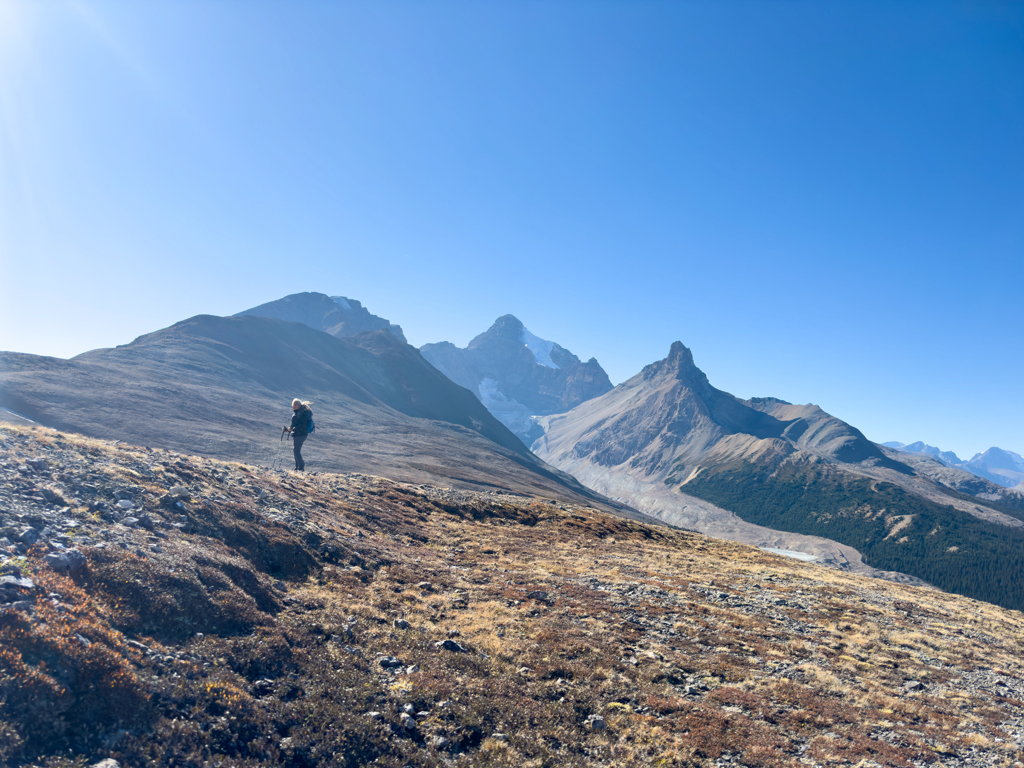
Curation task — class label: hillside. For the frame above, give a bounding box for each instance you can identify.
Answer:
[535,342,1024,610]
[0,314,631,515]
[3,424,1024,767]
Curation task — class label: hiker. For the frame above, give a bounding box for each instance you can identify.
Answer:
[284,399,314,471]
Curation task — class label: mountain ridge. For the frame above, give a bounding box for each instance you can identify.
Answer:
[236,291,407,343]
[535,340,1024,610]
[886,440,1024,489]
[0,313,646,519]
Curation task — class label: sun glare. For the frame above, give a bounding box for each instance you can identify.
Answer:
[0,1,30,78]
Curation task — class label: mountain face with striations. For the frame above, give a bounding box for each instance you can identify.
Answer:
[534,341,1024,611]
[0,313,649,518]
[236,292,407,343]
[885,441,1024,489]
[420,315,613,443]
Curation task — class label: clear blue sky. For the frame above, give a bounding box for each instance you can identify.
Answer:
[1,1,1021,460]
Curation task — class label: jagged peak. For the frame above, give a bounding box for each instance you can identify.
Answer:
[643,341,709,388]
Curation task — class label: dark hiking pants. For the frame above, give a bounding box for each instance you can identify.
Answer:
[293,433,307,471]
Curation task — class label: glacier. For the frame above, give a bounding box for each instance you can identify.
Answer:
[520,327,559,369]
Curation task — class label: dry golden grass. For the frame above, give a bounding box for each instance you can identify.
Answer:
[2,424,1024,767]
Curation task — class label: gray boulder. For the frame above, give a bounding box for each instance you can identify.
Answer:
[44,549,87,576]
[435,639,467,653]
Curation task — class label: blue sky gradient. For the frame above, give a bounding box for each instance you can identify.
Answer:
[1,0,1021,459]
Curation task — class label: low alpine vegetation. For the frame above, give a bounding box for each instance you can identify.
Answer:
[2,425,1023,767]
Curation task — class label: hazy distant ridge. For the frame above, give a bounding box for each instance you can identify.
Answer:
[885,441,1024,489]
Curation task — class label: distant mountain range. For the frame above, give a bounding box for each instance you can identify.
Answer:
[3,290,1022,609]
[884,441,1024,489]
[534,341,1024,610]
[420,315,613,442]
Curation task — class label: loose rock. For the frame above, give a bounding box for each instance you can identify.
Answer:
[435,639,467,653]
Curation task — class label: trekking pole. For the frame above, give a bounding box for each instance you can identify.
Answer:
[273,427,288,470]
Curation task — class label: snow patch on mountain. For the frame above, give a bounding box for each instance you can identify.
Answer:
[520,327,559,369]
[759,547,818,562]
[331,296,352,310]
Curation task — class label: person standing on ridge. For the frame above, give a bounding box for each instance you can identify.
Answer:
[284,399,314,471]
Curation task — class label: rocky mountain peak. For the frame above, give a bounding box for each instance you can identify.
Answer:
[421,318,613,443]
[236,291,407,343]
[642,341,711,393]
[971,447,1023,471]
[475,314,526,342]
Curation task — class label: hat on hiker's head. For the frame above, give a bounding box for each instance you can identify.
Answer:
[292,398,302,408]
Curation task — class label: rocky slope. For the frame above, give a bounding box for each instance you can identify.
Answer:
[534,342,1024,611]
[237,292,407,343]
[3,424,1024,768]
[0,313,636,516]
[421,315,613,443]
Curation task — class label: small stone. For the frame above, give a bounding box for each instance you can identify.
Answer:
[116,500,134,511]
[401,703,415,714]
[585,714,606,731]
[491,733,508,741]
[416,581,433,591]
[431,735,449,748]
[123,517,139,528]
[168,486,190,500]
[273,580,287,592]
[43,549,86,576]
[40,487,66,505]
[0,573,34,589]
[518,666,531,675]
[365,711,382,720]
[526,590,550,601]
[16,527,39,545]
[399,712,416,730]
[90,760,121,768]
[406,665,419,674]
[903,680,926,692]
[378,655,404,669]
[435,639,467,653]
[393,618,410,630]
